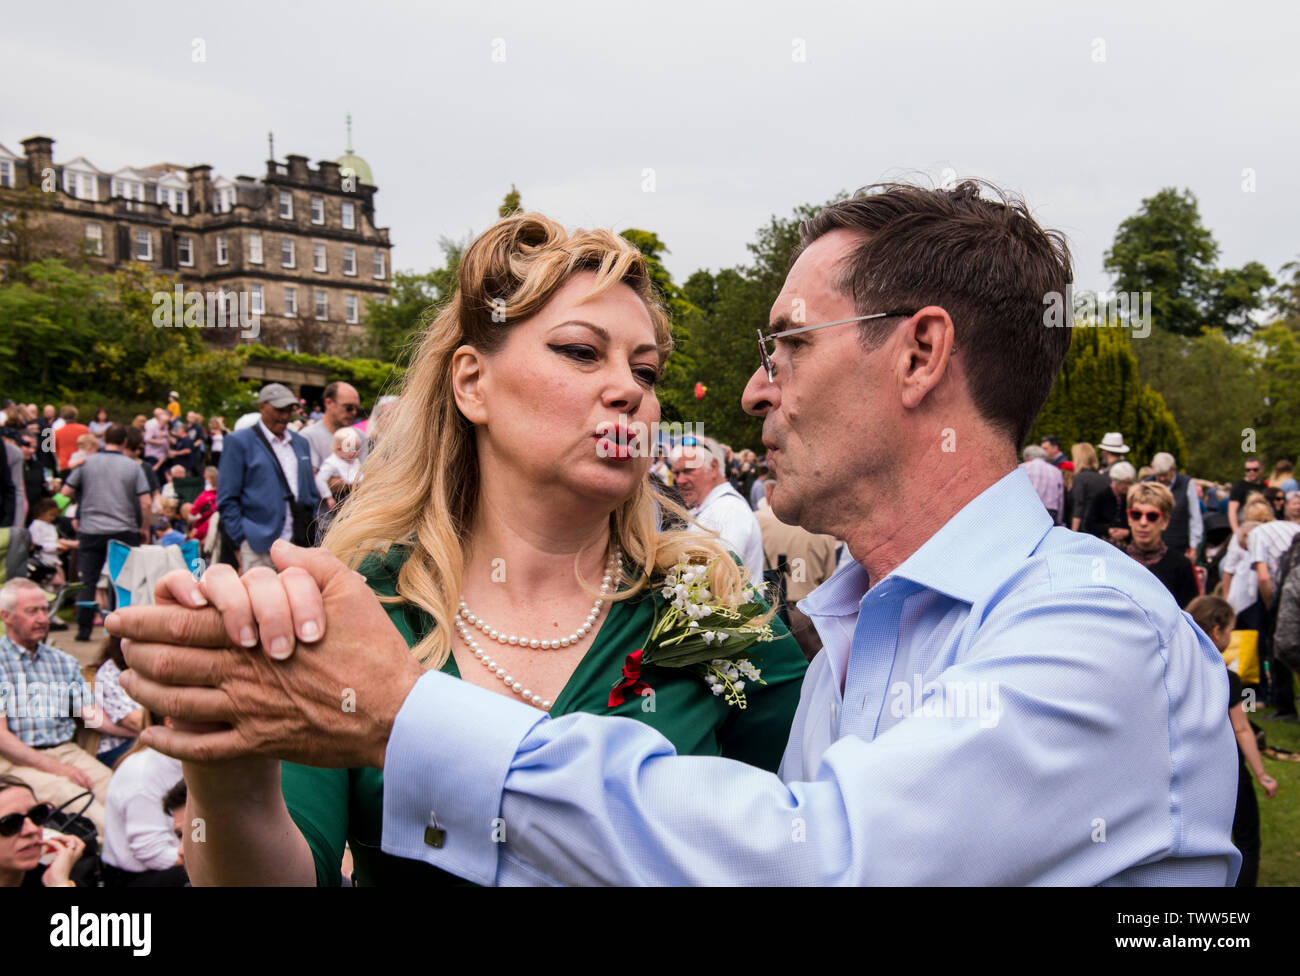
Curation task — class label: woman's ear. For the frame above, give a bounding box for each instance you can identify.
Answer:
[451,345,489,425]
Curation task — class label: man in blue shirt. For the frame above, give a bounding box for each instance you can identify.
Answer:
[115,181,1240,884]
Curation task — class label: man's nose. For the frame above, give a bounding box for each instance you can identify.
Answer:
[741,366,776,418]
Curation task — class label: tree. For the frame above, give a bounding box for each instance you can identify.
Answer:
[499,185,522,218]
[361,238,463,363]
[1030,325,1185,467]
[0,257,245,413]
[656,196,845,450]
[1104,188,1273,338]
[619,229,698,423]
[1254,323,1300,469]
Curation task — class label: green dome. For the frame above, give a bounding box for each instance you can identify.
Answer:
[335,152,372,186]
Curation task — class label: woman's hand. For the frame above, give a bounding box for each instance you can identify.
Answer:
[41,834,84,887]
[110,542,424,769]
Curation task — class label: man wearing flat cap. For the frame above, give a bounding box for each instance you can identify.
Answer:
[216,384,320,572]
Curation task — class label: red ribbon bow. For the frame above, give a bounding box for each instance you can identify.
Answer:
[609,648,653,707]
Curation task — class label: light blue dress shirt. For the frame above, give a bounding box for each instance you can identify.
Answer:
[381,469,1240,885]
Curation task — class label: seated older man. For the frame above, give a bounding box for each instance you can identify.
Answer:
[0,579,133,833]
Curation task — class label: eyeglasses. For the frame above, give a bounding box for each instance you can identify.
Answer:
[0,802,52,837]
[339,404,359,414]
[756,310,922,383]
[1127,509,1164,524]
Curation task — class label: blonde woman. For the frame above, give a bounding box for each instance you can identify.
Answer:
[126,213,807,886]
[1123,481,1198,608]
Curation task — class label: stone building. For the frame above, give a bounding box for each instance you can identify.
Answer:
[0,130,391,352]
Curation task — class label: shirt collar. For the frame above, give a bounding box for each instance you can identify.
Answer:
[257,419,290,446]
[801,467,1054,617]
[0,633,53,662]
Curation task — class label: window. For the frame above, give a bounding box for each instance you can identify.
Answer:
[248,233,263,264]
[313,243,327,272]
[0,160,12,188]
[250,284,264,315]
[372,250,385,279]
[281,238,296,268]
[345,294,359,324]
[85,224,103,256]
[158,188,188,214]
[216,187,235,213]
[343,246,356,276]
[284,286,297,316]
[216,236,229,265]
[177,235,194,266]
[341,201,355,230]
[314,290,328,320]
[278,190,293,219]
[134,229,152,261]
[310,196,324,224]
[65,170,98,201]
[0,212,14,245]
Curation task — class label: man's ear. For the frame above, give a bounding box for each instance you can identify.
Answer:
[898,306,958,410]
[451,345,489,425]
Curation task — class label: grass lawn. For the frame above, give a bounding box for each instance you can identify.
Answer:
[1254,704,1300,886]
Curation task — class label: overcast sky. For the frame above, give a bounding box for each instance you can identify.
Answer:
[5,0,1297,296]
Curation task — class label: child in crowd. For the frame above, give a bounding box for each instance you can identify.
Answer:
[315,428,363,510]
[188,467,218,543]
[66,433,99,470]
[27,498,76,587]
[1186,594,1278,887]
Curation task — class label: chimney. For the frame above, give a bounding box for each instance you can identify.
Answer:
[188,164,213,213]
[285,154,309,182]
[20,136,54,185]
[317,159,340,186]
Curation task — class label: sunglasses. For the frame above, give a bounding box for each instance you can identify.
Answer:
[1128,509,1164,524]
[339,404,359,413]
[0,802,52,837]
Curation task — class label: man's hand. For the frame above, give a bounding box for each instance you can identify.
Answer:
[109,542,424,769]
[56,763,94,791]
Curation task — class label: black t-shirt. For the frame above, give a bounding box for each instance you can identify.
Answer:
[1231,479,1261,507]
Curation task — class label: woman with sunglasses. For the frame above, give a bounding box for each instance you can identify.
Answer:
[1124,482,1198,609]
[0,775,86,887]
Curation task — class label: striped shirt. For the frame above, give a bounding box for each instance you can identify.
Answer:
[1248,520,1300,585]
[0,634,91,747]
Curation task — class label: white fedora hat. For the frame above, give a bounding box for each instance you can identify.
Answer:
[1096,432,1130,454]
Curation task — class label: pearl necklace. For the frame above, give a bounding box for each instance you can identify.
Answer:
[454,549,621,710]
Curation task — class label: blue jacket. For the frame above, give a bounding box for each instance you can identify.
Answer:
[217,425,320,552]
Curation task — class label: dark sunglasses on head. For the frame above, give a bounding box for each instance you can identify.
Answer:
[1128,509,1163,524]
[0,802,52,837]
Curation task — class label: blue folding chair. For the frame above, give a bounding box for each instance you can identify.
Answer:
[106,540,202,610]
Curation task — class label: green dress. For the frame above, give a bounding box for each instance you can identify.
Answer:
[281,545,809,886]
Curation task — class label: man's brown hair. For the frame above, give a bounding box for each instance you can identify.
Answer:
[797,180,1073,447]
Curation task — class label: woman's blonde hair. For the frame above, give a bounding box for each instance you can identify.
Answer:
[1071,442,1098,471]
[1242,496,1274,524]
[324,212,750,668]
[1126,480,1174,516]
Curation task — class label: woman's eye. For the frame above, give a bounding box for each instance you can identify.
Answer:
[551,344,598,362]
[633,366,660,387]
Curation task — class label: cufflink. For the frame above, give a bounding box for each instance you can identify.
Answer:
[424,811,445,849]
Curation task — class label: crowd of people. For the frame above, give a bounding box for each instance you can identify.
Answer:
[1018,431,1300,887]
[0,385,379,886]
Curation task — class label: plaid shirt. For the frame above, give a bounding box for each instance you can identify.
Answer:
[1020,458,1065,524]
[0,634,91,747]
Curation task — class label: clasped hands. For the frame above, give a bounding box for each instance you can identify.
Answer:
[109,539,424,770]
